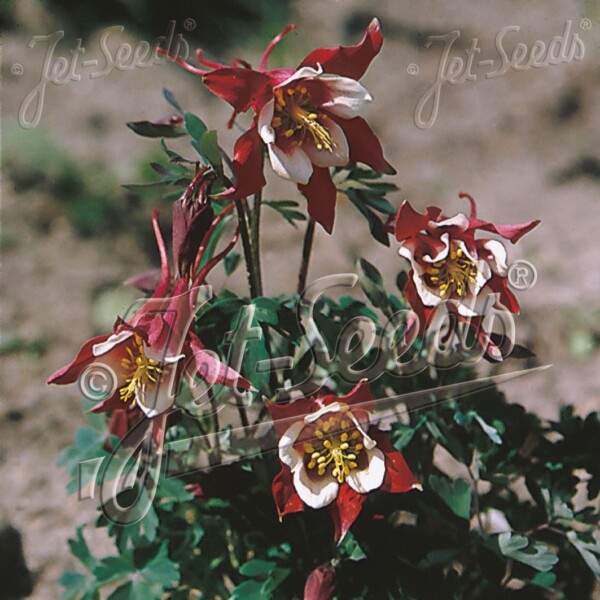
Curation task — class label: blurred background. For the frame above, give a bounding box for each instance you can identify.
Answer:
[1,0,599,596]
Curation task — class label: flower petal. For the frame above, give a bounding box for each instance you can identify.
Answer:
[327,483,366,544]
[299,18,383,81]
[479,239,508,276]
[258,98,275,144]
[293,465,339,509]
[268,143,313,184]
[218,125,266,199]
[298,166,337,233]
[202,67,270,115]
[304,563,336,600]
[47,334,110,385]
[346,447,385,493]
[301,116,349,168]
[320,75,372,119]
[272,465,305,519]
[336,116,395,174]
[278,421,306,470]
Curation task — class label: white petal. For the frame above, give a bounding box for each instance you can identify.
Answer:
[346,447,385,494]
[321,75,372,119]
[293,466,339,509]
[429,214,469,230]
[278,421,305,470]
[258,99,275,144]
[482,240,508,276]
[304,402,342,423]
[398,245,414,261]
[301,116,349,168]
[136,368,175,418]
[412,269,445,308]
[277,65,323,88]
[268,143,313,184]
[92,330,132,356]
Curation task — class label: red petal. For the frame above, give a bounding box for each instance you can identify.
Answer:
[336,380,376,412]
[272,465,305,519]
[47,334,110,385]
[298,167,337,233]
[394,201,431,242]
[188,331,253,390]
[151,209,171,299]
[259,24,297,72]
[267,397,317,439]
[203,68,270,115]
[487,275,520,314]
[304,563,336,600]
[299,18,383,80]
[336,116,395,174]
[469,217,541,243]
[124,269,163,293]
[370,429,420,493]
[403,275,429,335]
[218,125,266,200]
[328,483,365,544]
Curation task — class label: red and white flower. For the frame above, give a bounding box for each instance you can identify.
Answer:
[394,193,540,329]
[165,19,394,233]
[48,209,251,445]
[268,382,420,543]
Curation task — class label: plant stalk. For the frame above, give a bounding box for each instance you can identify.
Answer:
[297,218,316,295]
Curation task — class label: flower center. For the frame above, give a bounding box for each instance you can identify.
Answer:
[424,243,478,298]
[304,415,364,483]
[119,335,164,405]
[273,85,336,152]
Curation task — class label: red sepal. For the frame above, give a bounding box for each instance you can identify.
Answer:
[328,483,366,544]
[272,465,305,520]
[299,18,383,81]
[298,167,337,233]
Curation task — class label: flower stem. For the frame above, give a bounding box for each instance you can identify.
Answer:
[250,191,264,297]
[235,199,259,298]
[297,218,316,295]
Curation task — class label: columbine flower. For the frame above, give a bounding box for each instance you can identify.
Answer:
[48,210,251,444]
[268,382,420,543]
[166,19,394,233]
[394,193,540,330]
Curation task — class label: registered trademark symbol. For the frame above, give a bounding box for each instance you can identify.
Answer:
[11,63,24,76]
[580,18,592,30]
[184,18,196,31]
[507,260,537,291]
[407,63,420,76]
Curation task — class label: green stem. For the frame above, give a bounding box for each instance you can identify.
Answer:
[297,218,316,295]
[250,191,264,297]
[234,199,259,298]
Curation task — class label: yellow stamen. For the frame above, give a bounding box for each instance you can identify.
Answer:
[119,335,164,405]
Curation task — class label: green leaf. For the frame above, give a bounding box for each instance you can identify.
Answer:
[498,532,559,572]
[357,257,389,312]
[239,559,277,578]
[264,200,307,227]
[140,544,180,587]
[68,526,98,571]
[184,112,207,142]
[473,413,503,445]
[126,120,185,138]
[224,252,241,276]
[527,571,557,590]
[346,189,390,246]
[60,571,90,600]
[162,87,183,114]
[428,475,472,519]
[200,130,223,171]
[251,297,280,326]
[93,556,133,585]
[567,530,600,579]
[262,567,291,594]
[231,579,268,600]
